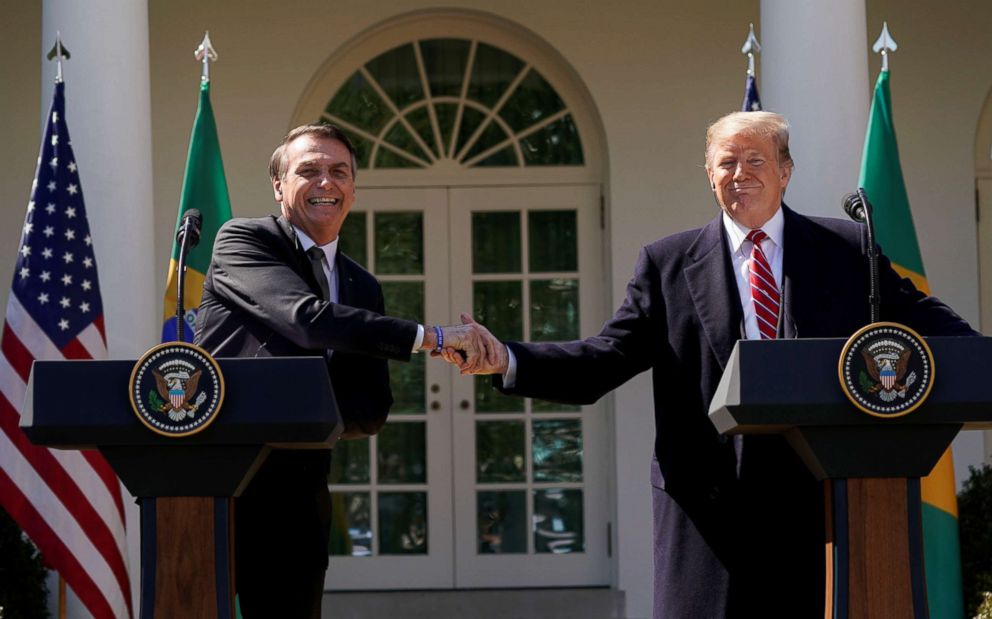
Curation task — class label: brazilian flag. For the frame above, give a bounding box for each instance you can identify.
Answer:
[859,67,964,619]
[162,79,232,342]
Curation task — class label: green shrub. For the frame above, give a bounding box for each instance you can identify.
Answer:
[0,507,50,618]
[960,463,992,618]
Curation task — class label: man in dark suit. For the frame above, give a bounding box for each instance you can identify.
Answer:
[196,124,493,618]
[446,111,977,617]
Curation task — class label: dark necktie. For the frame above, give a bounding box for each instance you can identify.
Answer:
[307,246,331,301]
[746,229,779,339]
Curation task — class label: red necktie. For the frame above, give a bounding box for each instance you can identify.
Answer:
[746,229,779,340]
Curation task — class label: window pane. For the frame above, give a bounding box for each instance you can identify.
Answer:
[455,106,486,157]
[467,43,524,108]
[374,212,423,275]
[473,146,519,167]
[533,419,583,482]
[530,279,579,342]
[531,397,581,413]
[420,38,470,98]
[378,492,427,554]
[328,437,370,484]
[325,71,393,136]
[375,147,423,169]
[533,489,584,554]
[328,492,371,556]
[434,103,458,155]
[383,122,430,165]
[365,43,424,110]
[478,490,527,554]
[406,106,438,158]
[474,280,523,340]
[472,212,521,274]
[338,211,367,268]
[529,210,577,272]
[464,120,509,162]
[377,422,426,484]
[382,282,424,414]
[475,375,524,414]
[499,69,565,132]
[476,420,525,482]
[520,114,584,166]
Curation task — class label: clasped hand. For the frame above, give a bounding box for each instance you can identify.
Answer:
[431,314,508,375]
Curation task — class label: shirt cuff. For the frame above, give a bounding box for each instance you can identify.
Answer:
[503,347,517,387]
[413,324,425,352]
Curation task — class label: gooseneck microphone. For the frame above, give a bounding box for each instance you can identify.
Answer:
[841,189,880,323]
[175,209,203,342]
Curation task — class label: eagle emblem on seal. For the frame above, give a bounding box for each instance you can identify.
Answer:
[860,339,917,402]
[153,368,206,421]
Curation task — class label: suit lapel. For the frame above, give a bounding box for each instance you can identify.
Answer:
[276,215,327,299]
[684,214,743,368]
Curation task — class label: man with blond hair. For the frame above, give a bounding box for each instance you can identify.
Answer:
[450,111,975,617]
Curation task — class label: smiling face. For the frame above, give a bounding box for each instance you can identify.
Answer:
[273,135,356,245]
[706,131,792,229]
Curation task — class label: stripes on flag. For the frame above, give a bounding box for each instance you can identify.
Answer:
[0,80,132,619]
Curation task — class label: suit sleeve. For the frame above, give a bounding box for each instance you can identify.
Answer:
[495,246,663,404]
[208,219,419,360]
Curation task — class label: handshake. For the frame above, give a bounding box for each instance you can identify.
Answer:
[421,314,508,375]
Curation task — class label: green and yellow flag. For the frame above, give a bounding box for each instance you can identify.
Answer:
[161,78,232,342]
[859,67,964,619]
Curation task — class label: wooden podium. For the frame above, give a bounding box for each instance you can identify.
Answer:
[709,336,992,619]
[21,356,342,619]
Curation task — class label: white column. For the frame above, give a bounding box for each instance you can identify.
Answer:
[760,0,870,218]
[42,1,153,616]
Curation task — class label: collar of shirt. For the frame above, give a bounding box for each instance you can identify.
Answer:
[721,205,785,259]
[293,226,340,268]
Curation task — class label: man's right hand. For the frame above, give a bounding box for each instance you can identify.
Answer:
[434,314,508,375]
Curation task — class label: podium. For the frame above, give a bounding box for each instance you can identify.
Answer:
[709,337,992,619]
[21,356,342,619]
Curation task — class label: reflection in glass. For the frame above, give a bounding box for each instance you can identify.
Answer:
[530,279,579,342]
[529,210,577,272]
[328,437,370,484]
[475,375,524,413]
[477,491,526,554]
[375,212,424,275]
[337,211,368,268]
[325,71,393,136]
[382,282,425,414]
[499,69,565,131]
[420,39,470,98]
[520,114,584,166]
[533,419,583,482]
[329,492,371,556]
[377,422,426,484]
[476,421,525,482]
[379,492,427,554]
[473,281,523,338]
[533,489,584,554]
[472,212,521,273]
[365,43,423,110]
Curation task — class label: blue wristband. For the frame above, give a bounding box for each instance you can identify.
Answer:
[433,325,443,352]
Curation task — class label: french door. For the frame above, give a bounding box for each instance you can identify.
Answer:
[325,184,607,589]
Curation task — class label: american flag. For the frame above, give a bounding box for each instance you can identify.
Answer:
[742,74,762,112]
[0,81,132,618]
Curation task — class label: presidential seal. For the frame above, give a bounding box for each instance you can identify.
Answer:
[129,342,225,437]
[838,322,935,418]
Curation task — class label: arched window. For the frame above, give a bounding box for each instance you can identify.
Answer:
[319,39,584,170]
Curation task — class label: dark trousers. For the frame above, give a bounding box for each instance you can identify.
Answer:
[236,450,333,619]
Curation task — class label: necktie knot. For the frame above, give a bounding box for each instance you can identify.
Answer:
[746,229,768,245]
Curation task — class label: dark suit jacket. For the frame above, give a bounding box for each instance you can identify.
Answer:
[195,215,420,572]
[497,205,975,618]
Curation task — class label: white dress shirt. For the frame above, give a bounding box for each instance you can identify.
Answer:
[721,207,784,340]
[293,225,425,352]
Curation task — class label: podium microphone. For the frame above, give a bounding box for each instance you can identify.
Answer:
[841,189,879,323]
[175,209,203,342]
